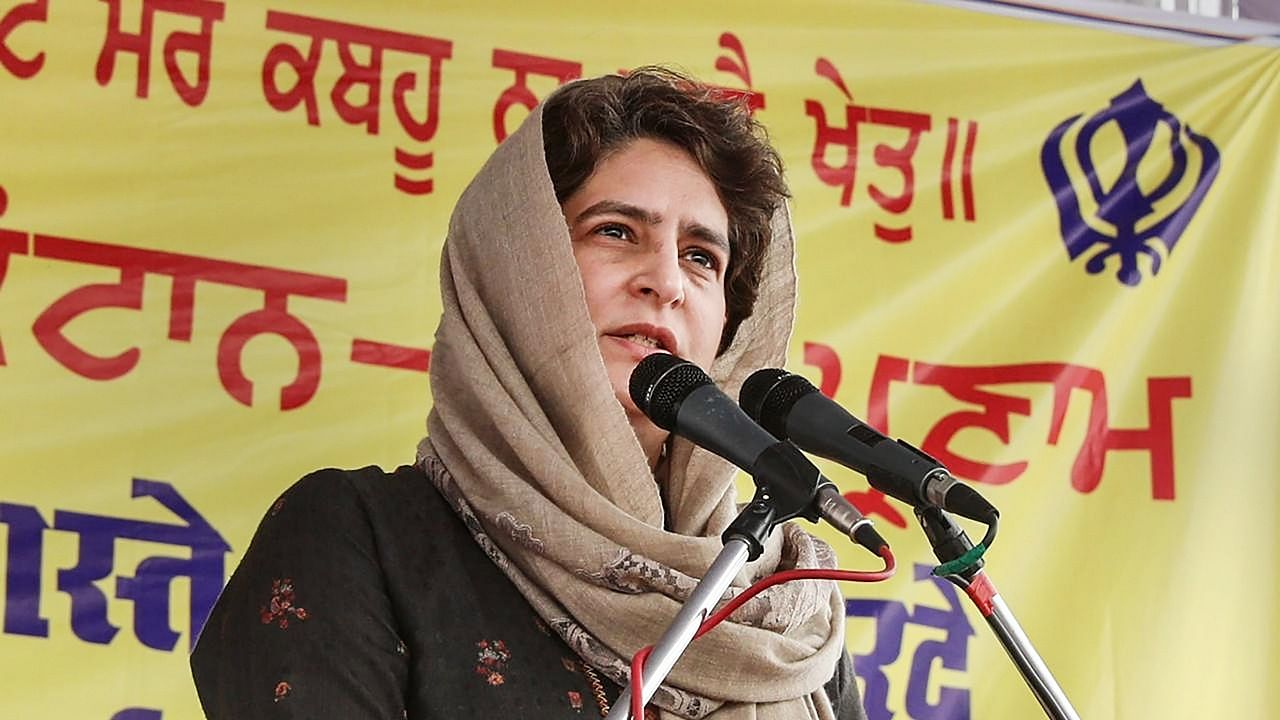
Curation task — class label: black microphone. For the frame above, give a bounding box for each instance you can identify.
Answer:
[740,368,998,524]
[629,353,886,555]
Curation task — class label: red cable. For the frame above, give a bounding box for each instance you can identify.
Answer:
[628,545,895,718]
[629,645,654,720]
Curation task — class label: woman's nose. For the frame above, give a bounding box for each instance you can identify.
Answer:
[629,244,684,307]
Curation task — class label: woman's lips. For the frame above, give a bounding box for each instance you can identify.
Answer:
[605,323,677,356]
[604,334,667,361]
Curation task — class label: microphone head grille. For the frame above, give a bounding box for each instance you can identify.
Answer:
[739,368,788,423]
[739,368,818,439]
[628,353,710,431]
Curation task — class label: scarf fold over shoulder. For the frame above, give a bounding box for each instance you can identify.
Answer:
[416,93,843,720]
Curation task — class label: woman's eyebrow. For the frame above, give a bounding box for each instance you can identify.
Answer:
[572,200,662,226]
[574,199,729,253]
[682,222,730,255]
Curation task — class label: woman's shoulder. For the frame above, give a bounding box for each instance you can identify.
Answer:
[191,465,438,718]
[240,465,462,578]
[272,464,452,523]
[273,463,473,570]
[280,463,423,497]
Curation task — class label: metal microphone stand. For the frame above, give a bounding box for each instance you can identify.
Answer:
[916,506,1081,720]
[605,476,812,720]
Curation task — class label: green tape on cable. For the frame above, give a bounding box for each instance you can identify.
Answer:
[931,544,988,576]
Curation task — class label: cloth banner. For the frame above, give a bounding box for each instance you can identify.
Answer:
[0,0,1276,717]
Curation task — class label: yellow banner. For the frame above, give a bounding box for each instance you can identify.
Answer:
[1,0,1276,718]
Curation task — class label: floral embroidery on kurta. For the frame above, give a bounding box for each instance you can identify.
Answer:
[567,690,584,712]
[474,639,511,686]
[260,578,309,628]
[272,681,291,702]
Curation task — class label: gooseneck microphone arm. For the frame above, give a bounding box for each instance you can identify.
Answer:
[606,354,889,720]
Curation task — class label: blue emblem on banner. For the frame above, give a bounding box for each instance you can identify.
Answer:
[1040,80,1219,286]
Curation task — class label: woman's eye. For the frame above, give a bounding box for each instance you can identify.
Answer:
[684,247,720,271]
[596,223,632,240]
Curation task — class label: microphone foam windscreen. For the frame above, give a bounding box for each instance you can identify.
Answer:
[628,353,709,431]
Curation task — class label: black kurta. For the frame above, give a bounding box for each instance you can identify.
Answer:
[190,466,864,719]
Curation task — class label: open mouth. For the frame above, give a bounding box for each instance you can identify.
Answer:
[606,325,677,356]
[619,333,665,351]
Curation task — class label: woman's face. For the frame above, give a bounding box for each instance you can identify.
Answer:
[561,137,730,465]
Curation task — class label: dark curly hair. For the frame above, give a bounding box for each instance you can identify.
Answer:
[541,67,789,354]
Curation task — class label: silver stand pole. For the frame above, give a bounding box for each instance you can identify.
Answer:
[603,444,882,719]
[916,507,1080,720]
[604,538,752,720]
[967,572,1081,720]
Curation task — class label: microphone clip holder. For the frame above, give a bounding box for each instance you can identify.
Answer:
[723,441,825,560]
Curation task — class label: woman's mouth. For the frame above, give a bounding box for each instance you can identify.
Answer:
[606,323,678,356]
[621,333,662,349]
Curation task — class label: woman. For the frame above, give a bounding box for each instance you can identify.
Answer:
[191,68,865,720]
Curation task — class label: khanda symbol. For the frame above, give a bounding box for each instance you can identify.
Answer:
[1040,80,1219,287]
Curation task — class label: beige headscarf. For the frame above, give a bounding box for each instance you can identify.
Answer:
[417,88,844,720]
